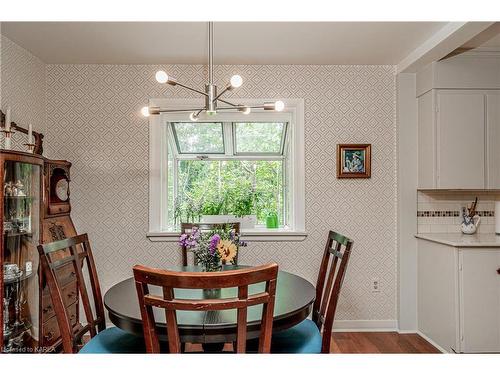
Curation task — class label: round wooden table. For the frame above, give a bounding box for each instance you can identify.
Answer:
[104,265,316,344]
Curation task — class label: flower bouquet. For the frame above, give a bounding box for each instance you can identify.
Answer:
[179,226,247,272]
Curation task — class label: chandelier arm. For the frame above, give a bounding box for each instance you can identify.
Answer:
[217,98,239,107]
[158,108,205,114]
[174,81,209,97]
[217,105,266,111]
[212,87,231,103]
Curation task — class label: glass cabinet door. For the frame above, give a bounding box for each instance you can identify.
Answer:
[3,161,40,353]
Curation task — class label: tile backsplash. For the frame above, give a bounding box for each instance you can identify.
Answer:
[417,191,500,234]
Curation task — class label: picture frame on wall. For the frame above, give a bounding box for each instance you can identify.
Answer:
[337,144,371,179]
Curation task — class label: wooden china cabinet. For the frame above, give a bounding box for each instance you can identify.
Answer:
[39,159,78,352]
[1,151,77,353]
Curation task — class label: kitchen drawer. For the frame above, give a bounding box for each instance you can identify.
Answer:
[41,315,61,347]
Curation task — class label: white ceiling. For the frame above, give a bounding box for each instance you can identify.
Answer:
[461,22,500,49]
[1,22,448,65]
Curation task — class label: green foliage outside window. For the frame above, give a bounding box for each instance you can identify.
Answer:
[168,122,287,228]
[171,160,284,227]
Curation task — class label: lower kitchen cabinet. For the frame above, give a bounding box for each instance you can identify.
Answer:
[417,239,500,353]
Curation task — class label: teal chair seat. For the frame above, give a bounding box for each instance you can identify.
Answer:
[271,319,322,354]
[79,327,146,354]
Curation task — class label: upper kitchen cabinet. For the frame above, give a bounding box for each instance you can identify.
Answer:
[417,53,500,189]
[437,91,485,189]
[487,92,500,189]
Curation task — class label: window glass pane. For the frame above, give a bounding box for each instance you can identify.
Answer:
[234,122,285,154]
[170,160,284,226]
[173,122,224,153]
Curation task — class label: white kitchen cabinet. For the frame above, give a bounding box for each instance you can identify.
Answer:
[417,238,500,353]
[487,92,500,189]
[459,249,500,352]
[417,89,499,189]
[418,91,436,189]
[436,91,485,189]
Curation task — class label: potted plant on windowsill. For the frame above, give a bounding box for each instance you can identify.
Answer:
[200,194,238,224]
[232,190,257,229]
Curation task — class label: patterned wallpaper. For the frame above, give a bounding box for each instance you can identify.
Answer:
[0,33,398,322]
[43,63,397,322]
[0,35,46,150]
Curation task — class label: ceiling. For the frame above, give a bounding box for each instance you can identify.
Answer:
[461,22,500,49]
[1,22,448,65]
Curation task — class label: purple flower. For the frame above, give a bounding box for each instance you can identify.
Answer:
[179,230,200,249]
[209,234,221,255]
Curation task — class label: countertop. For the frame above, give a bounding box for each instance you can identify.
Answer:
[415,233,500,247]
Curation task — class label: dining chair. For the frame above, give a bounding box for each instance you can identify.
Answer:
[180,222,241,266]
[38,233,145,354]
[133,263,278,353]
[270,231,353,354]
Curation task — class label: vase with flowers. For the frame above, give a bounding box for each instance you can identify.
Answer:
[178,226,247,272]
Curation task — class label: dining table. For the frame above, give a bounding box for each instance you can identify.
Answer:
[104,265,316,347]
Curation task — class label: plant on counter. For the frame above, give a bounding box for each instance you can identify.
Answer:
[178,225,247,272]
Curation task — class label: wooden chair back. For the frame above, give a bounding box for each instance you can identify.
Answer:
[133,263,278,353]
[180,222,241,266]
[37,233,106,353]
[312,231,353,353]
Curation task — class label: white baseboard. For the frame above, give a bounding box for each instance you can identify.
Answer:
[415,331,448,353]
[332,320,398,332]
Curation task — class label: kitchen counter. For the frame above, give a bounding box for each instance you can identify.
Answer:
[415,233,500,247]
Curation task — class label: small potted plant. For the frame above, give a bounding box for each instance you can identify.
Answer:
[232,190,257,229]
[200,193,237,224]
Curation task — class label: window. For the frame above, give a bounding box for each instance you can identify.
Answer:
[167,122,287,229]
[148,99,305,241]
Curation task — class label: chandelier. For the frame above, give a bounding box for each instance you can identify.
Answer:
[141,22,284,121]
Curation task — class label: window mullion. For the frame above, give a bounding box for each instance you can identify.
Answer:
[223,122,234,156]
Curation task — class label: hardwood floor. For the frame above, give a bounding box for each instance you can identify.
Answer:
[184,332,440,353]
[330,332,440,353]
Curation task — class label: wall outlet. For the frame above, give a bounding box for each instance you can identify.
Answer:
[371,278,380,293]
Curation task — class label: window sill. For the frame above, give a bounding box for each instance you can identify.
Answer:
[146,229,308,242]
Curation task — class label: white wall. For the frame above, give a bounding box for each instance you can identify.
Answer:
[396,73,418,331]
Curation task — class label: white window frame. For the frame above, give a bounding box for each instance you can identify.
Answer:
[147,98,306,242]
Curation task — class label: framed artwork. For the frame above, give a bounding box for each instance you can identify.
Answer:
[337,144,371,178]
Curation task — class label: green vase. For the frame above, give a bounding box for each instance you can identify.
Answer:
[266,213,278,229]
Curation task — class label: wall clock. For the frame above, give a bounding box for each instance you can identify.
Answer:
[54,177,69,202]
[45,160,72,216]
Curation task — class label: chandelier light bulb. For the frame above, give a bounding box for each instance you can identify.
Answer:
[274,100,285,112]
[239,106,251,115]
[189,112,199,121]
[230,75,243,88]
[155,70,169,84]
[140,106,150,117]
